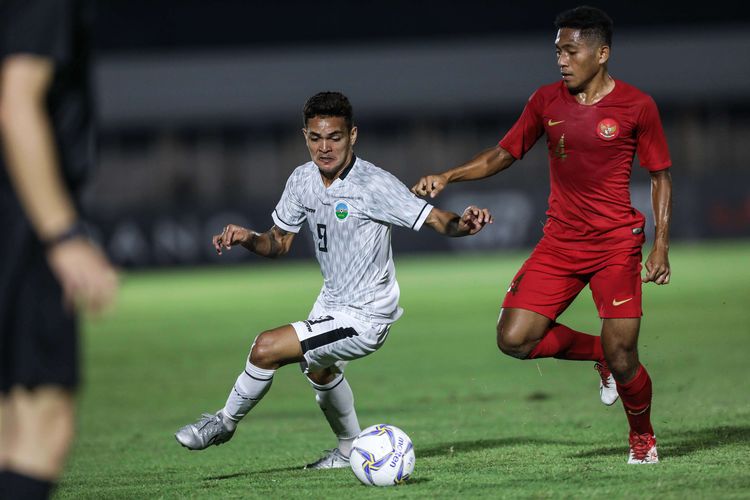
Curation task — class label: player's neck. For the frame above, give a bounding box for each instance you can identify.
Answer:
[574,72,615,106]
[319,153,355,188]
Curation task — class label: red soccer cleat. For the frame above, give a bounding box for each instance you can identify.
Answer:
[628,431,659,464]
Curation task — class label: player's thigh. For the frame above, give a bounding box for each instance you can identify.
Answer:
[589,247,643,319]
[600,317,641,354]
[291,311,390,374]
[501,243,587,323]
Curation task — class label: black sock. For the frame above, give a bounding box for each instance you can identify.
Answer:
[0,470,54,500]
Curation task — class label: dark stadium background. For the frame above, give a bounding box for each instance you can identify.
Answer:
[85,1,750,267]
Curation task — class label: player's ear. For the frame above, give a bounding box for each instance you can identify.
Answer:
[302,127,308,140]
[598,45,610,65]
[350,126,358,146]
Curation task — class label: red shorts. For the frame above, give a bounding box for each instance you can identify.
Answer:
[502,239,643,320]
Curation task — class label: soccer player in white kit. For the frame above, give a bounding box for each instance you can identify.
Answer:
[175,92,493,469]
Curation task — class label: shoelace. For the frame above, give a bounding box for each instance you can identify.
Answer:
[594,362,612,387]
[197,413,221,431]
[630,434,653,460]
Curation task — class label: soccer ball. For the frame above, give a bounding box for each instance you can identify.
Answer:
[349,424,415,486]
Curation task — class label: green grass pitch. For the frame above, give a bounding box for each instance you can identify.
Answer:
[58,241,750,498]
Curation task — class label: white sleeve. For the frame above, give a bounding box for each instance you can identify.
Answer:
[271,172,306,233]
[365,170,433,231]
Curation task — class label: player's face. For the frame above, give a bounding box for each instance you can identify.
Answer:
[555,28,609,93]
[303,116,357,180]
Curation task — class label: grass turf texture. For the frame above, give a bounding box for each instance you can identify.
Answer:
[59,240,750,499]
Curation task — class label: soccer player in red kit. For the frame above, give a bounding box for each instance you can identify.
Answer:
[412,6,671,464]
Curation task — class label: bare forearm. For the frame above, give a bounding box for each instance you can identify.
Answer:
[242,232,280,257]
[0,99,78,240]
[651,169,672,250]
[425,206,492,237]
[431,212,467,237]
[239,226,292,258]
[443,146,514,183]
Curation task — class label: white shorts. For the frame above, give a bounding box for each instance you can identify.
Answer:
[291,304,392,373]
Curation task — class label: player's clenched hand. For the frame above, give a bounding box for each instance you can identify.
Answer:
[642,247,670,285]
[213,224,253,255]
[459,205,493,235]
[411,174,448,199]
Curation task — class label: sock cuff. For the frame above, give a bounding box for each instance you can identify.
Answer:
[308,374,345,392]
[1,470,55,499]
[244,360,275,381]
[618,364,650,393]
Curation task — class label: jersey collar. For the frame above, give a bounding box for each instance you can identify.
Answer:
[337,155,357,181]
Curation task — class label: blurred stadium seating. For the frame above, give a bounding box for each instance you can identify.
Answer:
[84,1,750,266]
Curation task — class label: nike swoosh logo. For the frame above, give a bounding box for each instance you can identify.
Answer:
[612,297,633,306]
[548,119,565,126]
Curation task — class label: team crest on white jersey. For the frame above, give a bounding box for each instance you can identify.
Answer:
[334,200,350,221]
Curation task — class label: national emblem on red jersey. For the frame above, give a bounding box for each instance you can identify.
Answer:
[597,118,619,141]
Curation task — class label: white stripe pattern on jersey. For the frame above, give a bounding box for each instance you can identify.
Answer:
[272,157,433,324]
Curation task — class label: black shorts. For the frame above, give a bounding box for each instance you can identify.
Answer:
[0,189,79,393]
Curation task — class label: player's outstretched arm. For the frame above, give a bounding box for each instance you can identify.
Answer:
[411,146,515,199]
[424,206,493,237]
[213,224,295,258]
[643,168,672,285]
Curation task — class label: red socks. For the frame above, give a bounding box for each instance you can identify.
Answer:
[617,364,654,435]
[527,323,603,361]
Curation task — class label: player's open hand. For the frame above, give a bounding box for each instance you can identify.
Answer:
[213,224,253,255]
[47,239,119,315]
[411,174,448,199]
[459,205,493,235]
[643,246,670,285]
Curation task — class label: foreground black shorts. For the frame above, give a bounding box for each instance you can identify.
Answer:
[0,189,79,393]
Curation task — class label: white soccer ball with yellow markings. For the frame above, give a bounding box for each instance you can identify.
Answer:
[349,424,415,486]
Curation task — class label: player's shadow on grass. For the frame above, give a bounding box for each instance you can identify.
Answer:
[204,467,432,485]
[204,466,301,481]
[571,425,750,459]
[419,436,584,458]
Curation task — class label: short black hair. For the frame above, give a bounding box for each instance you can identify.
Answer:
[303,91,353,130]
[554,6,613,47]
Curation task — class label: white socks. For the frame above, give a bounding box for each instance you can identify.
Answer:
[222,359,275,427]
[309,375,360,457]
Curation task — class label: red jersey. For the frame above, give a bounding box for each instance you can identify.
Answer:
[499,79,671,250]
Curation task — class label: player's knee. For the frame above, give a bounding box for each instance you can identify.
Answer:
[307,368,336,387]
[608,355,639,383]
[249,331,279,368]
[603,347,639,382]
[496,322,532,360]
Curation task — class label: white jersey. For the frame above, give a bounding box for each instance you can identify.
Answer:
[272,156,433,324]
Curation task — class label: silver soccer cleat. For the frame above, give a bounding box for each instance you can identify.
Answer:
[175,411,235,450]
[304,448,350,470]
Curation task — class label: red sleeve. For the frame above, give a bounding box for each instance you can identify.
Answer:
[498,90,545,160]
[636,96,672,171]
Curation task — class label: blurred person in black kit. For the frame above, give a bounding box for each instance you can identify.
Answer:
[0,0,118,498]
